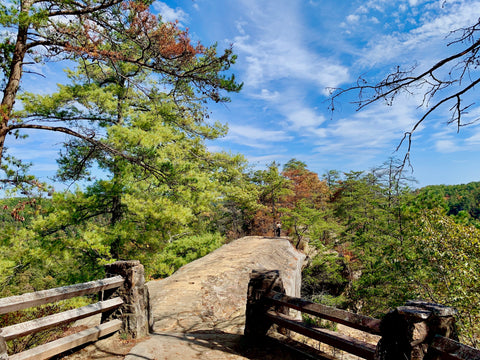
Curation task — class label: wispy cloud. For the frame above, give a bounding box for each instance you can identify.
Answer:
[223,124,293,149]
[355,1,480,68]
[434,139,462,153]
[232,0,350,94]
[313,98,421,156]
[153,2,188,23]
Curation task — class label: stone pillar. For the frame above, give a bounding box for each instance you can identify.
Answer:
[0,334,7,360]
[244,270,287,341]
[101,260,151,338]
[375,300,458,360]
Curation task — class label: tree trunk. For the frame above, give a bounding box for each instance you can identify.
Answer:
[109,82,126,259]
[110,189,123,259]
[0,0,33,165]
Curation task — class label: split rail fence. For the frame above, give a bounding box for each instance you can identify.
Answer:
[2,264,480,360]
[244,270,480,360]
[0,260,149,360]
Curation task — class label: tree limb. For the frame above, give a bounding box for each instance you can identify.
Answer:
[8,123,168,181]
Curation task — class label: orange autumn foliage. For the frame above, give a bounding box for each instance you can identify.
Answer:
[62,1,204,67]
[281,168,329,210]
[250,162,329,237]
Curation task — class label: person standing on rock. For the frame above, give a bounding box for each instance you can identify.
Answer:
[275,221,281,237]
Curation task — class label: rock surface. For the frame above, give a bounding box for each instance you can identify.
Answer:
[125,236,306,360]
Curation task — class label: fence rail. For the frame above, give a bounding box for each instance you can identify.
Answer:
[0,276,125,360]
[430,335,480,360]
[266,291,381,335]
[244,269,480,360]
[0,276,124,315]
[265,309,376,359]
[0,260,149,360]
[264,290,379,359]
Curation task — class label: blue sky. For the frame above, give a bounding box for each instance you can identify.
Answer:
[8,0,480,189]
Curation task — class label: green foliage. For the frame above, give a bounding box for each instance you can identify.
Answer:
[414,209,480,347]
[298,163,480,346]
[1,0,243,204]
[207,152,260,239]
[413,182,480,226]
[147,233,225,279]
[323,164,419,316]
[302,250,348,301]
[253,162,292,214]
[302,314,338,331]
[0,196,93,296]
[251,162,293,235]
[3,57,254,286]
[0,38,254,303]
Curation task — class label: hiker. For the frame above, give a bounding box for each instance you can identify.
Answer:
[275,221,281,237]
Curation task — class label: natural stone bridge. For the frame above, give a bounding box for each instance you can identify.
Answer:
[29,235,472,360]
[125,236,306,360]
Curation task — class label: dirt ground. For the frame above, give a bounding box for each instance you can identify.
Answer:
[54,332,140,360]
[55,323,380,360]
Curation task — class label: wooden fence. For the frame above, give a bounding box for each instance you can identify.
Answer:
[0,260,149,360]
[244,270,480,360]
[2,264,479,360]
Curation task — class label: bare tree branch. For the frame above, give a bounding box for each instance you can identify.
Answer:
[328,19,480,173]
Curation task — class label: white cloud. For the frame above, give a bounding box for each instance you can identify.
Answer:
[277,101,327,137]
[235,21,248,35]
[250,89,280,101]
[313,98,421,158]
[346,14,360,23]
[223,124,292,149]
[435,139,462,153]
[153,2,188,23]
[232,0,350,94]
[466,133,480,144]
[357,1,480,67]
[286,108,325,130]
[465,122,480,145]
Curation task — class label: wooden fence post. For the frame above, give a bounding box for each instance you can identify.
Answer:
[375,300,457,360]
[0,334,7,360]
[101,260,151,339]
[244,270,287,341]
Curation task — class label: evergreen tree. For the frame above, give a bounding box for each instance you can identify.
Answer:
[251,162,291,236]
[329,166,417,315]
[280,159,332,248]
[0,0,241,192]
[0,59,250,285]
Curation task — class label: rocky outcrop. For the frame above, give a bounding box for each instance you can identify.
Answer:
[126,236,306,360]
